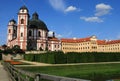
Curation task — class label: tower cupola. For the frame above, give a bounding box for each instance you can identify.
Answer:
[8,19,16,25]
[19,5,28,13]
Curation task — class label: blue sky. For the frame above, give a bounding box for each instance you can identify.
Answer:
[0,0,120,45]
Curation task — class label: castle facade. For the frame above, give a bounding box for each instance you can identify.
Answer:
[61,36,120,53]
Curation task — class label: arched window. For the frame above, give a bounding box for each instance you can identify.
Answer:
[21,19,24,24]
[13,30,16,33]
[29,30,32,36]
[38,31,41,37]
[21,33,23,37]
[9,29,11,33]
[46,32,48,37]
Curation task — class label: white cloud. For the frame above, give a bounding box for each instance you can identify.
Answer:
[49,0,66,12]
[65,6,77,12]
[80,16,103,23]
[48,31,63,38]
[48,0,78,13]
[55,34,63,38]
[117,33,120,39]
[55,31,73,38]
[95,3,112,16]
[80,3,112,23]
[48,31,54,37]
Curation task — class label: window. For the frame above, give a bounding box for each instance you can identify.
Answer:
[21,33,23,37]
[38,31,41,37]
[9,29,11,33]
[29,30,32,36]
[55,45,56,48]
[46,32,48,37]
[22,9,24,12]
[21,19,24,24]
[14,30,16,33]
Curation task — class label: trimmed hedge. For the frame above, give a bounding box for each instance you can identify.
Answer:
[0,50,2,60]
[0,54,2,60]
[24,52,120,64]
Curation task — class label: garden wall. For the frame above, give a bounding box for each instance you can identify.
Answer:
[2,54,24,60]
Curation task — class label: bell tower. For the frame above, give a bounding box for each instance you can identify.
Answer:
[17,5,29,50]
[7,19,17,47]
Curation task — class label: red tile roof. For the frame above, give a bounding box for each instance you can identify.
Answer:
[97,40,106,45]
[48,37,59,41]
[61,37,91,43]
[97,40,120,45]
[107,40,120,44]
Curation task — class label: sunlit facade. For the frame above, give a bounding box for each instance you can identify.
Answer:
[61,36,120,53]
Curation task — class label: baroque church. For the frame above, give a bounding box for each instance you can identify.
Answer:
[7,6,61,51]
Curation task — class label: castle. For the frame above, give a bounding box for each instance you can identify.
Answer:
[61,36,120,53]
[7,6,61,51]
[7,6,120,53]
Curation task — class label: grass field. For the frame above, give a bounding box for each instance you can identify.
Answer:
[19,63,120,81]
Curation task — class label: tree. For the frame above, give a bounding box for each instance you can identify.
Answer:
[39,47,43,51]
[45,47,48,51]
[1,44,7,50]
[12,45,25,54]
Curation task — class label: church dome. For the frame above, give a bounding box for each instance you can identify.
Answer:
[28,12,48,31]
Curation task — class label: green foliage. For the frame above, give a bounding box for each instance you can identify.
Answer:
[3,45,25,54]
[3,48,13,54]
[39,47,43,51]
[24,54,34,61]
[66,52,77,63]
[54,51,66,64]
[12,45,25,54]
[47,52,55,64]
[24,52,120,64]
[1,44,7,49]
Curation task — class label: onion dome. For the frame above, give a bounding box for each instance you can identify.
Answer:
[28,12,48,31]
[9,19,16,24]
[19,5,28,12]
[8,19,16,25]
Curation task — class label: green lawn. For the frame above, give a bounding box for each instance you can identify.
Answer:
[19,63,120,81]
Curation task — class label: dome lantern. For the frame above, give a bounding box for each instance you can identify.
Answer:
[32,12,39,20]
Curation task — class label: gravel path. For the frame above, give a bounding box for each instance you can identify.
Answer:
[15,60,120,67]
[0,62,10,81]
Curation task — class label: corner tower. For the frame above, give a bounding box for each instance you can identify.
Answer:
[17,6,29,50]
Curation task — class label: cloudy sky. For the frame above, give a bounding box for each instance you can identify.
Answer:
[0,0,120,45]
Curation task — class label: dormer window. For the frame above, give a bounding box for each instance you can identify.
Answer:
[21,19,24,24]
[9,29,11,33]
